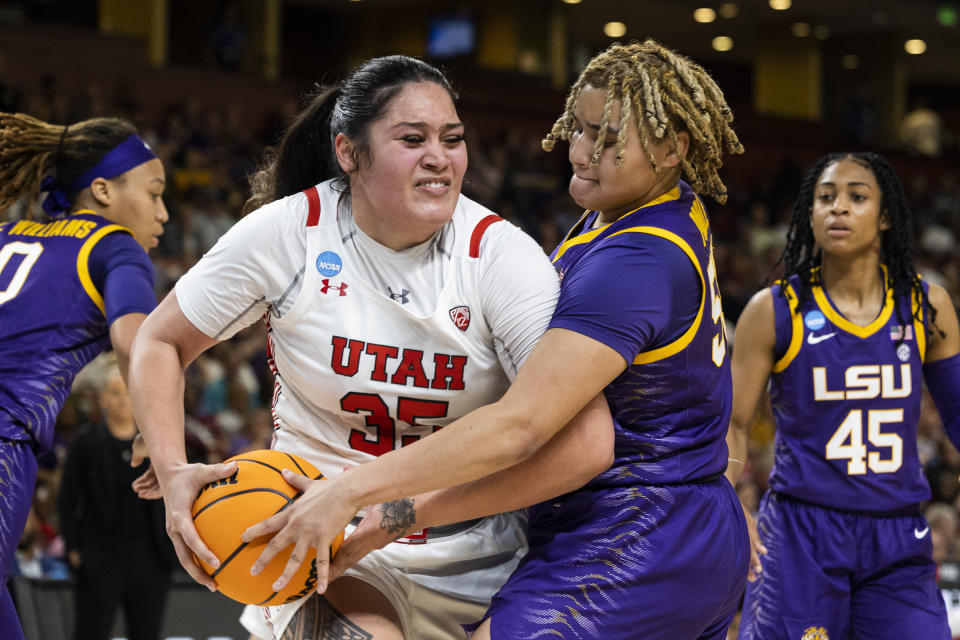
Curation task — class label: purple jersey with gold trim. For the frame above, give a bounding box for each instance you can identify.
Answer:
[767,272,929,512]
[0,212,144,452]
[483,182,746,639]
[548,180,731,485]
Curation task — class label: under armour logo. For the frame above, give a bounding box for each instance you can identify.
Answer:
[320,279,348,296]
[388,287,410,304]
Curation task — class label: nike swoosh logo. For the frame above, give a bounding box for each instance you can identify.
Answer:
[807,332,837,345]
[915,526,930,539]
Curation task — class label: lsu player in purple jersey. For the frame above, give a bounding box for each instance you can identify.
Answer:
[245,41,750,639]
[728,152,960,640]
[0,112,167,639]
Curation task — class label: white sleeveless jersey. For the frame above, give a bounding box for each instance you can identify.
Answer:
[271,184,518,475]
[179,182,558,636]
[176,180,560,480]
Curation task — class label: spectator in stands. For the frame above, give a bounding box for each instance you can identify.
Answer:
[901,99,945,158]
[58,356,175,640]
[927,502,960,564]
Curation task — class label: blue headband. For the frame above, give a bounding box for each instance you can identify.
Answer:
[42,134,157,216]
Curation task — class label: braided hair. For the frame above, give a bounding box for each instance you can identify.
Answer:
[777,152,938,336]
[0,112,137,218]
[542,40,743,203]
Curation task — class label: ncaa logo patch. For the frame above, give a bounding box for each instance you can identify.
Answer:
[316,251,342,277]
[449,306,470,331]
[801,626,829,640]
[804,310,826,331]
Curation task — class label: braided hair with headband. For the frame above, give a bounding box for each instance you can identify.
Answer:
[542,39,743,203]
[0,112,138,218]
[777,151,939,337]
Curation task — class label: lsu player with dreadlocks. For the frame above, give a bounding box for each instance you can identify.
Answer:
[257,40,750,639]
[0,112,167,639]
[728,152,958,640]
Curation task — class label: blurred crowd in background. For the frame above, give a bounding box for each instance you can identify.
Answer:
[4,24,960,607]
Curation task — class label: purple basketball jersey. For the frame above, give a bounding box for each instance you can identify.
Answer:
[483,182,748,639]
[767,272,930,512]
[0,212,132,452]
[549,181,732,485]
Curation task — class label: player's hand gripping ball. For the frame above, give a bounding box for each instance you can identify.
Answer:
[191,449,344,605]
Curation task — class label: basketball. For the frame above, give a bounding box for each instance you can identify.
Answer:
[191,449,345,606]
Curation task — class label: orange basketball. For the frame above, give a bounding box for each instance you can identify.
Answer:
[191,449,344,606]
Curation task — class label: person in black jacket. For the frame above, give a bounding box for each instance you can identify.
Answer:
[58,357,175,640]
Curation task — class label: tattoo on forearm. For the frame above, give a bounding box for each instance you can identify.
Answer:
[379,498,416,535]
[280,593,373,640]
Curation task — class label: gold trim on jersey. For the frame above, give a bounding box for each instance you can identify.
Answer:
[599,225,704,365]
[75,216,133,315]
[551,187,681,263]
[772,282,803,373]
[912,287,927,362]
[811,281,894,339]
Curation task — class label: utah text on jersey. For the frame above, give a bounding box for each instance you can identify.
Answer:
[330,336,467,390]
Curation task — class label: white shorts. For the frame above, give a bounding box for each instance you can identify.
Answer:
[239,512,526,640]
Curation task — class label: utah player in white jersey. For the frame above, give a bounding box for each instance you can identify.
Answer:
[128,55,613,640]
[728,152,960,639]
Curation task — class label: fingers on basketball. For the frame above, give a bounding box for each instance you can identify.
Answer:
[190,449,345,605]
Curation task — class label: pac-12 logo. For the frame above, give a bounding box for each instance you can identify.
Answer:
[449,305,470,331]
[316,250,342,277]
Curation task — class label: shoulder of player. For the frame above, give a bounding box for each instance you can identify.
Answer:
[88,227,151,265]
[736,288,777,336]
[453,194,533,255]
[926,281,953,313]
[227,191,311,243]
[586,227,687,265]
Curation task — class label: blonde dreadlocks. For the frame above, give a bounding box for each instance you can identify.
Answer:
[543,40,743,203]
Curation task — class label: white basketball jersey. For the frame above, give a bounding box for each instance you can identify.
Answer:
[268,183,512,479]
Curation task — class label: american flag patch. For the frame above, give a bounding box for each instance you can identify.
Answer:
[890,324,914,341]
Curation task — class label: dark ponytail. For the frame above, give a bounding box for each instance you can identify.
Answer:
[244,86,341,214]
[243,55,456,214]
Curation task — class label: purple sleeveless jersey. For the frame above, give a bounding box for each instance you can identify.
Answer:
[550,180,732,485]
[0,212,134,453]
[483,182,747,639]
[768,271,930,512]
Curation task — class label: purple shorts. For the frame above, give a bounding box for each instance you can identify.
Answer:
[739,491,950,640]
[1,438,37,640]
[485,477,748,639]
[1,438,36,579]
